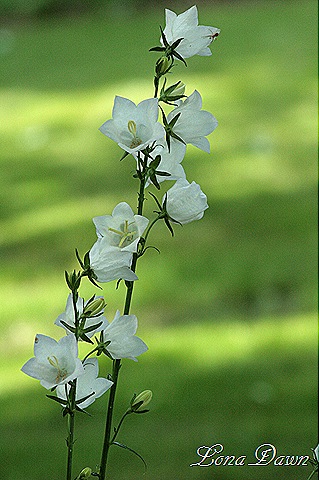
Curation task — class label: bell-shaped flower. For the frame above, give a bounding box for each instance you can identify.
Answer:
[99,96,165,154]
[56,358,113,409]
[89,238,138,283]
[55,294,108,339]
[163,5,220,59]
[100,310,148,361]
[164,178,208,224]
[166,90,218,153]
[93,202,149,253]
[21,334,84,390]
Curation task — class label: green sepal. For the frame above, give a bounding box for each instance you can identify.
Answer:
[75,248,84,268]
[148,191,162,211]
[120,150,130,161]
[83,321,103,335]
[79,332,94,344]
[60,320,76,334]
[149,46,166,53]
[167,111,182,129]
[83,250,91,268]
[46,394,68,405]
[149,155,161,170]
[65,267,82,291]
[164,217,175,236]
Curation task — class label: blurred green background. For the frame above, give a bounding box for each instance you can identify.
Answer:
[0,0,317,479]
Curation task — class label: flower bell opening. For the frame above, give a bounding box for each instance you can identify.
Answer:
[108,219,137,248]
[47,355,68,383]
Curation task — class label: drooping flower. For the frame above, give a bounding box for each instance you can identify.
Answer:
[55,294,108,338]
[164,178,208,224]
[99,310,148,361]
[89,238,138,283]
[99,96,165,154]
[56,358,113,409]
[162,5,220,59]
[166,90,218,153]
[93,202,149,253]
[21,334,84,390]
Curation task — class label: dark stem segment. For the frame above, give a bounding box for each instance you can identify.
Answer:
[66,382,76,480]
[98,359,121,480]
[98,172,147,480]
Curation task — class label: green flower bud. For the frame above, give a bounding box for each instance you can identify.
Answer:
[83,297,106,317]
[160,80,186,104]
[170,81,186,97]
[76,467,92,479]
[155,56,170,76]
[131,390,153,411]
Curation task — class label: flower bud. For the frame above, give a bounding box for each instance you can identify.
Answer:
[164,179,208,224]
[170,81,186,97]
[160,81,186,104]
[76,467,92,479]
[83,297,106,317]
[131,390,153,411]
[155,56,170,76]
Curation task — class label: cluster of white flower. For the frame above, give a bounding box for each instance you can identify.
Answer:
[21,6,220,469]
[21,295,148,407]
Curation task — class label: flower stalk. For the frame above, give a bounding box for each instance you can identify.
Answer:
[66,382,76,480]
[98,156,148,480]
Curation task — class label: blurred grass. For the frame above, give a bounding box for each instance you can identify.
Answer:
[0,0,317,479]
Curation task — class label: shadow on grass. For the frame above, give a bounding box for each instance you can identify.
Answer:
[1,335,316,479]
[1,185,316,322]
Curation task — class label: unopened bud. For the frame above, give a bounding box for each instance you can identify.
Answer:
[155,56,170,76]
[76,467,92,479]
[160,80,186,104]
[83,297,105,317]
[131,390,153,411]
[170,81,185,97]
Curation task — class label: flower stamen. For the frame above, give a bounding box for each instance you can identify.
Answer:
[108,220,137,248]
[47,355,68,383]
[127,120,142,149]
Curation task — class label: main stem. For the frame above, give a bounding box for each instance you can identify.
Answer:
[66,411,75,480]
[99,176,146,480]
[66,289,80,480]
[66,381,77,480]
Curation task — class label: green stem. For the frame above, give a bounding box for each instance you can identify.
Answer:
[110,411,130,445]
[306,467,318,480]
[98,171,147,480]
[66,382,76,480]
[142,215,161,245]
[65,289,80,480]
[98,358,121,480]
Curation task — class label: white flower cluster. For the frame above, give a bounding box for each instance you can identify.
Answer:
[99,6,219,228]
[21,5,220,413]
[21,295,148,406]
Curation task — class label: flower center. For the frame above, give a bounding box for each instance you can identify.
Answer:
[47,355,68,383]
[127,120,142,149]
[108,219,137,248]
